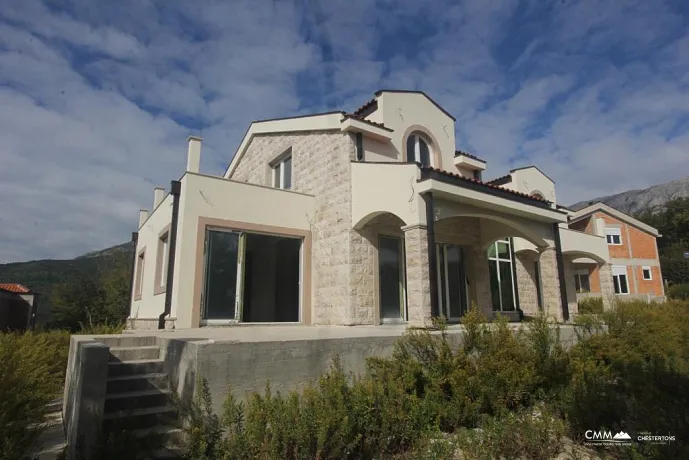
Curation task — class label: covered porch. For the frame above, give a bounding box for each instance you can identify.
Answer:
[351,163,571,325]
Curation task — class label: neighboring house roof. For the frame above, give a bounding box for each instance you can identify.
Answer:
[454,150,486,163]
[510,165,556,184]
[0,283,31,294]
[420,166,551,205]
[569,202,660,237]
[373,89,457,121]
[486,174,512,186]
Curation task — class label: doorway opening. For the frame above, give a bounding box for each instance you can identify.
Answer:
[378,235,406,323]
[202,228,301,324]
[436,243,468,321]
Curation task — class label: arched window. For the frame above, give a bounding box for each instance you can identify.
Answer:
[531,191,545,200]
[406,132,433,167]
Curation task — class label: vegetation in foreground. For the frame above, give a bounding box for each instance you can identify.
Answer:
[181,299,688,460]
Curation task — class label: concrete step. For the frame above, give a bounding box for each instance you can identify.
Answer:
[107,372,169,394]
[96,336,158,348]
[104,389,172,413]
[103,405,177,431]
[45,399,63,413]
[109,346,161,362]
[108,359,165,377]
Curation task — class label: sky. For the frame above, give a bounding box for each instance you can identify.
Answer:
[1,0,688,263]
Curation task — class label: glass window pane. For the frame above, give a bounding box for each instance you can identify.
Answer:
[497,241,510,260]
[500,261,515,311]
[437,245,447,316]
[574,275,581,292]
[581,275,590,293]
[379,237,403,320]
[283,156,292,190]
[613,276,620,294]
[619,275,628,294]
[406,136,416,162]
[204,231,239,319]
[487,242,497,259]
[489,260,501,311]
[419,138,431,166]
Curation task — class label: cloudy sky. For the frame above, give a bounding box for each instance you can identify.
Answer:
[1,0,688,263]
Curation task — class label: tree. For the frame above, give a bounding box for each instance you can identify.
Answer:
[49,274,106,331]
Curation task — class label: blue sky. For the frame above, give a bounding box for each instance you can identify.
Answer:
[1,0,688,262]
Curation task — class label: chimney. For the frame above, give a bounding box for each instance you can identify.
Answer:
[139,209,149,228]
[153,187,165,209]
[187,135,202,173]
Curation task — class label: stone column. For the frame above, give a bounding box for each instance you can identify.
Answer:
[403,225,432,326]
[515,253,539,317]
[598,263,615,309]
[561,258,579,318]
[472,246,492,318]
[538,248,564,321]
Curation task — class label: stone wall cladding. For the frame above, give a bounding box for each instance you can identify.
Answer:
[230,131,357,325]
[539,248,563,321]
[562,260,579,317]
[598,263,615,309]
[404,226,431,325]
[515,253,539,316]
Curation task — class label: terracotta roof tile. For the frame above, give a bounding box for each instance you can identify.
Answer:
[486,174,512,185]
[353,98,377,116]
[454,150,486,163]
[342,113,392,132]
[421,166,548,203]
[0,283,31,293]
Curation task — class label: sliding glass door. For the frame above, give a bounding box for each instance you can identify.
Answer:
[436,244,468,321]
[203,229,244,320]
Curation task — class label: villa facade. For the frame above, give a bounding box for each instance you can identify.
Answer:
[127,90,663,330]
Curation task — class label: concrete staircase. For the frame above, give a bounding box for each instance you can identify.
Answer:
[100,337,183,458]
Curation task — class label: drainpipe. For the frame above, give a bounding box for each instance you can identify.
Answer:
[159,180,181,329]
[509,239,523,321]
[423,192,440,318]
[355,132,364,161]
[552,224,570,321]
[127,231,138,320]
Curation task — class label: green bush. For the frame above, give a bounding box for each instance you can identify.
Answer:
[577,296,604,314]
[668,283,689,300]
[0,330,70,460]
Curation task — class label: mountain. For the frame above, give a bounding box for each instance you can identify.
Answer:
[569,175,689,214]
[0,241,134,325]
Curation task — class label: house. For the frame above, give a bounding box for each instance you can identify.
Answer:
[127,90,663,330]
[0,283,38,332]
[568,203,665,300]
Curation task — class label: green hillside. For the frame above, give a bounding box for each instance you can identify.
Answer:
[0,242,134,325]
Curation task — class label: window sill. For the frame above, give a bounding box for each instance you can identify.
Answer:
[133,294,142,301]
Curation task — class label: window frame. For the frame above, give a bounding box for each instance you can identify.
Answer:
[134,248,146,300]
[154,229,170,295]
[611,265,629,295]
[487,239,516,312]
[574,269,591,293]
[270,149,292,190]
[406,132,434,167]
[605,227,622,245]
[641,266,652,281]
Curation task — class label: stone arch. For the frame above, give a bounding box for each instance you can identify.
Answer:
[561,249,607,265]
[437,211,548,249]
[353,210,409,230]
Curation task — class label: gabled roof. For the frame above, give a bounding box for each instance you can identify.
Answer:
[569,202,660,237]
[0,283,31,294]
[352,98,377,117]
[486,174,512,186]
[341,113,392,131]
[374,90,457,121]
[510,165,556,184]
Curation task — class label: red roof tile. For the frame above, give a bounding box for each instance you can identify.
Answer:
[353,98,377,116]
[421,166,548,203]
[0,283,31,293]
[454,150,486,163]
[486,174,512,185]
[342,113,393,132]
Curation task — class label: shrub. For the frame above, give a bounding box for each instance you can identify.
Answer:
[577,296,604,314]
[668,283,689,300]
[0,330,70,460]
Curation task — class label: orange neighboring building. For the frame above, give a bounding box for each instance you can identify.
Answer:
[568,203,665,301]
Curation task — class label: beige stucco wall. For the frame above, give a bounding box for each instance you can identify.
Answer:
[129,193,172,323]
[172,173,317,328]
[376,92,456,172]
[506,167,557,204]
[362,136,399,162]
